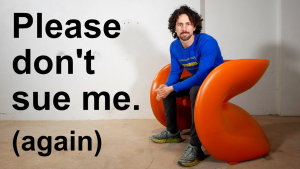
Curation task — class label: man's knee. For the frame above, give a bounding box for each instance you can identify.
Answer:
[189,86,200,101]
[163,91,177,100]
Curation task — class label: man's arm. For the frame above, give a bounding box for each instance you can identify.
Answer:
[165,46,183,87]
[155,45,182,101]
[171,39,220,92]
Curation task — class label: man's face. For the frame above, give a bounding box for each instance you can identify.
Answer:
[175,14,196,41]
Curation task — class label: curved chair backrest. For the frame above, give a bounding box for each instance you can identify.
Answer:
[194,59,270,163]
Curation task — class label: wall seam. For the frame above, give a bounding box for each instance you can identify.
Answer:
[200,0,205,33]
[276,0,282,116]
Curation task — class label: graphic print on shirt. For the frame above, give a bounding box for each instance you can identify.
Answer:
[179,56,199,71]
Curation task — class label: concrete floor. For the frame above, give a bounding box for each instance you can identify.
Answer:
[0,115,300,169]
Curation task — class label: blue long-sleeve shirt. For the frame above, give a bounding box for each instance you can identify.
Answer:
[165,33,224,92]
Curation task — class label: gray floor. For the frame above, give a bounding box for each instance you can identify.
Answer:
[0,115,299,169]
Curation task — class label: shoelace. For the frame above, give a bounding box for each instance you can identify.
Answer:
[160,130,168,137]
[183,146,193,157]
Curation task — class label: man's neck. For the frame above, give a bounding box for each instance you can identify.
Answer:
[180,34,195,49]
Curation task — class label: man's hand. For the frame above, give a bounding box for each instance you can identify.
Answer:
[155,84,166,101]
[155,84,174,100]
[156,94,162,101]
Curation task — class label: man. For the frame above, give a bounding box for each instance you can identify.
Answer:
[150,5,224,167]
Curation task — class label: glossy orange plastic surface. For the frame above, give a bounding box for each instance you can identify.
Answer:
[194,59,270,162]
[150,59,270,163]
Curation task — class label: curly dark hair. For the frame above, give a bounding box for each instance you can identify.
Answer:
[168,5,203,39]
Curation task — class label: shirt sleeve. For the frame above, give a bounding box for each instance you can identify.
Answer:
[172,39,219,92]
[165,46,183,86]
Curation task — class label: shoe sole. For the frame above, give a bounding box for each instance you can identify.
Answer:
[150,138,182,143]
[178,158,199,167]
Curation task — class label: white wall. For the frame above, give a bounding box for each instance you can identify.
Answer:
[0,0,200,120]
[204,0,278,115]
[203,0,300,116]
[280,0,300,116]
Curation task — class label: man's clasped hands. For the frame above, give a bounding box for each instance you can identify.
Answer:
[155,84,174,101]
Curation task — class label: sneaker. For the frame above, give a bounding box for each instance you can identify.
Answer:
[150,130,182,143]
[177,144,204,167]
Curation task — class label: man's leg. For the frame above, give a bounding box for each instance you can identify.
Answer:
[189,85,202,147]
[162,76,191,134]
[150,78,190,143]
[177,85,205,167]
[150,89,190,143]
[162,90,188,133]
[162,91,178,133]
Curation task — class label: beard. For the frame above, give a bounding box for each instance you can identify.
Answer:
[178,32,193,41]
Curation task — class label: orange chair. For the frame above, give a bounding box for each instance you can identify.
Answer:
[150,59,270,164]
